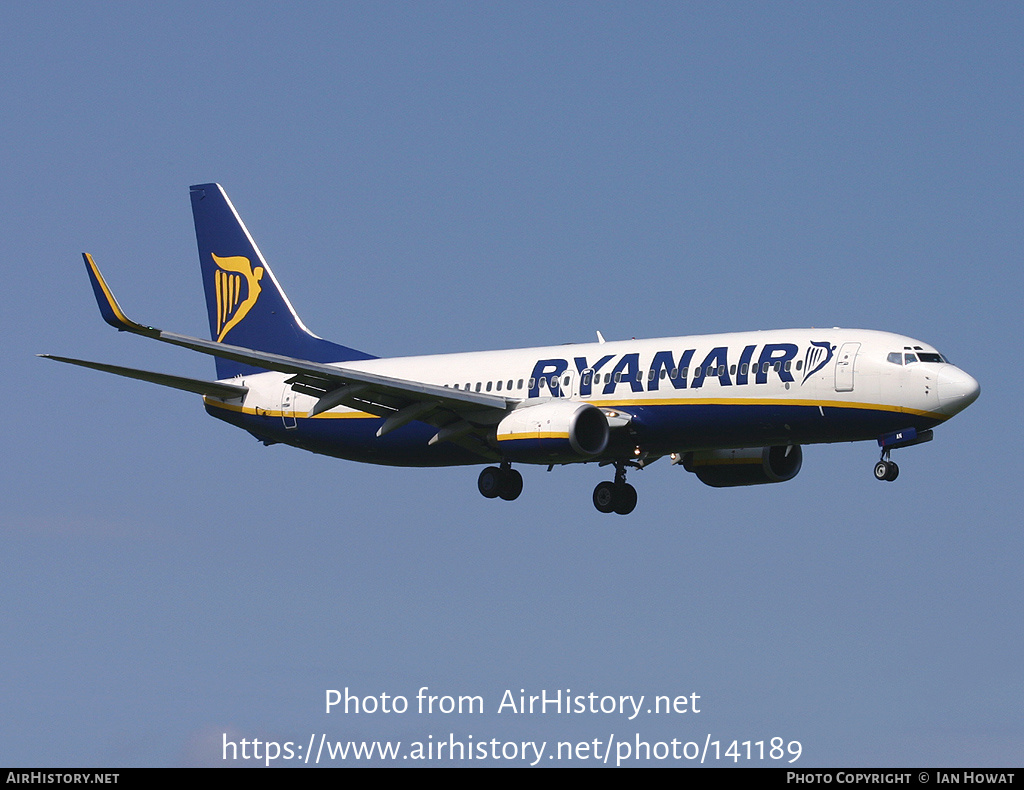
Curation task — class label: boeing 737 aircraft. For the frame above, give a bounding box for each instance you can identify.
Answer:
[43,184,980,514]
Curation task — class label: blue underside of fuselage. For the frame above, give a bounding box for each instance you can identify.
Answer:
[204,401,944,468]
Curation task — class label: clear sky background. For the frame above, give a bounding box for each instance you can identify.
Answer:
[3,2,1021,767]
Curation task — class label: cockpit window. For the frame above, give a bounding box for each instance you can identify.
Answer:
[889,350,947,365]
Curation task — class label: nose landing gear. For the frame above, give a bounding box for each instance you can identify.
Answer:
[873,427,933,483]
[874,456,899,482]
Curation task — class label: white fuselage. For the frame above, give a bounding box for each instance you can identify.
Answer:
[206,327,978,466]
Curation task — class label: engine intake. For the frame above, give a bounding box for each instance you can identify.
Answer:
[683,445,802,487]
[496,400,609,463]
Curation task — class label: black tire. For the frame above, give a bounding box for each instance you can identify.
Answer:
[478,466,502,498]
[885,461,899,482]
[613,483,637,515]
[593,481,617,513]
[499,469,523,501]
[874,461,890,481]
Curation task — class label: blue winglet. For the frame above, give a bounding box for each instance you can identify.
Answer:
[82,253,157,335]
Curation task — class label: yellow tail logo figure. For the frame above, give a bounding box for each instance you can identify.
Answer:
[212,253,263,342]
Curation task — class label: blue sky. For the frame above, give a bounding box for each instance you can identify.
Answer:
[3,2,1021,766]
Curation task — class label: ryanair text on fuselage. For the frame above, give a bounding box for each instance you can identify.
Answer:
[527,341,828,399]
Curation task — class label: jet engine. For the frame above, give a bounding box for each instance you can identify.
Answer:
[682,445,802,487]
[495,400,609,463]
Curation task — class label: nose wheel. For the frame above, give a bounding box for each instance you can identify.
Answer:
[873,456,899,482]
[593,461,638,514]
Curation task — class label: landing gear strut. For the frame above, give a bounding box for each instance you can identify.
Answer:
[593,461,638,515]
[478,461,523,501]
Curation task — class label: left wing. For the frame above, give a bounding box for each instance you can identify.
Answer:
[64,254,516,452]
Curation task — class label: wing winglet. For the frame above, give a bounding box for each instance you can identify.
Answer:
[83,253,158,336]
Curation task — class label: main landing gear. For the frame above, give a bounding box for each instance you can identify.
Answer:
[478,461,523,501]
[593,461,638,515]
[477,459,640,514]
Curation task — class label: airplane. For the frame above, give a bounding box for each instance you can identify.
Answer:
[42,183,980,515]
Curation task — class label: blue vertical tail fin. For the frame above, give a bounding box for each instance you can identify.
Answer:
[190,183,375,378]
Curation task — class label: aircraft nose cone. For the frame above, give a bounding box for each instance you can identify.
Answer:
[937,365,980,416]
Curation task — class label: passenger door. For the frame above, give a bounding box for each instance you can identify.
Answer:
[834,342,860,392]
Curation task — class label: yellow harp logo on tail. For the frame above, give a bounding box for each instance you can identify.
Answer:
[212,253,264,342]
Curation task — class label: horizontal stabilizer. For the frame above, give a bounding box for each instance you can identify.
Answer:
[38,355,248,399]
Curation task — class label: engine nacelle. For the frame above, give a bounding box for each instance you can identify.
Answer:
[495,400,609,463]
[682,445,802,488]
